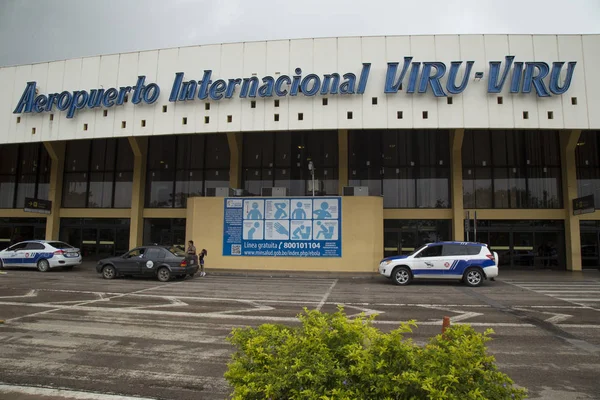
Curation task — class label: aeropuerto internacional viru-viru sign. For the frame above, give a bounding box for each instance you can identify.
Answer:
[223,197,342,257]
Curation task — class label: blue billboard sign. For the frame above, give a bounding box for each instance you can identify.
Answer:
[223,197,342,257]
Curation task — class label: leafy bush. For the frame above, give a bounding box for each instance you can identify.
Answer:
[225,307,527,399]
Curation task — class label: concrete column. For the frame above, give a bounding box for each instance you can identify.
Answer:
[43,141,65,240]
[227,132,242,189]
[338,129,349,195]
[560,130,582,271]
[451,129,465,241]
[128,136,148,249]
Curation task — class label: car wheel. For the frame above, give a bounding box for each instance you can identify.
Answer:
[157,267,171,282]
[463,268,484,287]
[37,259,50,272]
[102,265,116,280]
[0,259,3,270]
[391,266,412,286]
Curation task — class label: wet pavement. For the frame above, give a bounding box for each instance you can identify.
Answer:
[0,265,599,399]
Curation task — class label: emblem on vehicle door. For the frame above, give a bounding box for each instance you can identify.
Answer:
[146,260,154,268]
[444,262,450,268]
[425,261,434,267]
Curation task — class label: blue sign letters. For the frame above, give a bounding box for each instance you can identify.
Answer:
[13,56,577,119]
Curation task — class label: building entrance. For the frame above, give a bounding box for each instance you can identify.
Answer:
[59,218,130,260]
[0,218,46,250]
[465,220,565,269]
[580,221,600,269]
[384,220,451,258]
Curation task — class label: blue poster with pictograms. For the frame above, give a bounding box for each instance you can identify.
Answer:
[222,197,342,257]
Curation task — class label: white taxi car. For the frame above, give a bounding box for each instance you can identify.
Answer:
[379,241,499,286]
[0,240,82,272]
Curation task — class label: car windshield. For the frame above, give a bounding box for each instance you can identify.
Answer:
[167,246,186,257]
[48,241,74,249]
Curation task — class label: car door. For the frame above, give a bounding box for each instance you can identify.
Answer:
[441,243,469,277]
[118,248,145,274]
[138,248,164,276]
[1,242,27,266]
[12,242,31,267]
[413,244,445,278]
[23,242,47,267]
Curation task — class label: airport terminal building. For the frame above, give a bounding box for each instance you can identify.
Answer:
[0,34,599,272]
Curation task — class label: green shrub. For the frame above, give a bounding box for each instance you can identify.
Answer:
[225,307,527,400]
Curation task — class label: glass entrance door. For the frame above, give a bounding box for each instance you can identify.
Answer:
[98,228,116,260]
[59,218,130,260]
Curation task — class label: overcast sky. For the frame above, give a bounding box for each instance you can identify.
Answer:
[1,0,599,67]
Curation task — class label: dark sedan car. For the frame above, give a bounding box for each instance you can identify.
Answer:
[96,245,199,282]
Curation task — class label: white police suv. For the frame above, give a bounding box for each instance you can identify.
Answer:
[0,240,82,272]
[379,241,499,286]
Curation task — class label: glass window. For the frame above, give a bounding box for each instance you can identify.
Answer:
[126,248,145,258]
[0,144,18,174]
[205,134,230,169]
[442,244,468,256]
[147,170,174,208]
[65,140,91,172]
[62,173,88,208]
[25,242,45,250]
[416,167,450,208]
[528,167,562,208]
[8,242,28,251]
[242,131,338,196]
[15,174,36,208]
[417,245,443,258]
[48,241,74,249]
[351,130,449,208]
[114,171,133,208]
[144,248,163,259]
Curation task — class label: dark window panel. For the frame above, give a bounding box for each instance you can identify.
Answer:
[65,140,91,172]
[15,174,37,208]
[416,167,450,208]
[205,134,230,169]
[88,172,114,208]
[0,144,19,174]
[527,167,562,208]
[62,172,88,208]
[146,169,175,208]
[576,131,600,168]
[473,130,491,167]
[474,167,493,208]
[462,168,475,209]
[18,143,41,174]
[115,138,134,171]
[114,171,133,208]
[274,133,292,168]
[462,130,475,166]
[0,175,16,208]
[147,136,177,170]
[491,131,508,166]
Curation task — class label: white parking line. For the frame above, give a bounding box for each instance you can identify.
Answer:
[0,383,156,400]
[316,279,338,310]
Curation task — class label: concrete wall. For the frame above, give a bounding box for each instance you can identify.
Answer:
[1,34,599,145]
[186,196,384,272]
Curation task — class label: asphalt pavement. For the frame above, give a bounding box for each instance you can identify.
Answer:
[0,264,599,400]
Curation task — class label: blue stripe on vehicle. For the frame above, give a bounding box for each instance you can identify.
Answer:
[446,259,496,275]
[412,270,447,275]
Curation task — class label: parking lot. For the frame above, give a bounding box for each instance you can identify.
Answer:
[1,266,599,400]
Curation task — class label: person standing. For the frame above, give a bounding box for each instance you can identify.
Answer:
[186,240,198,268]
[199,248,207,277]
